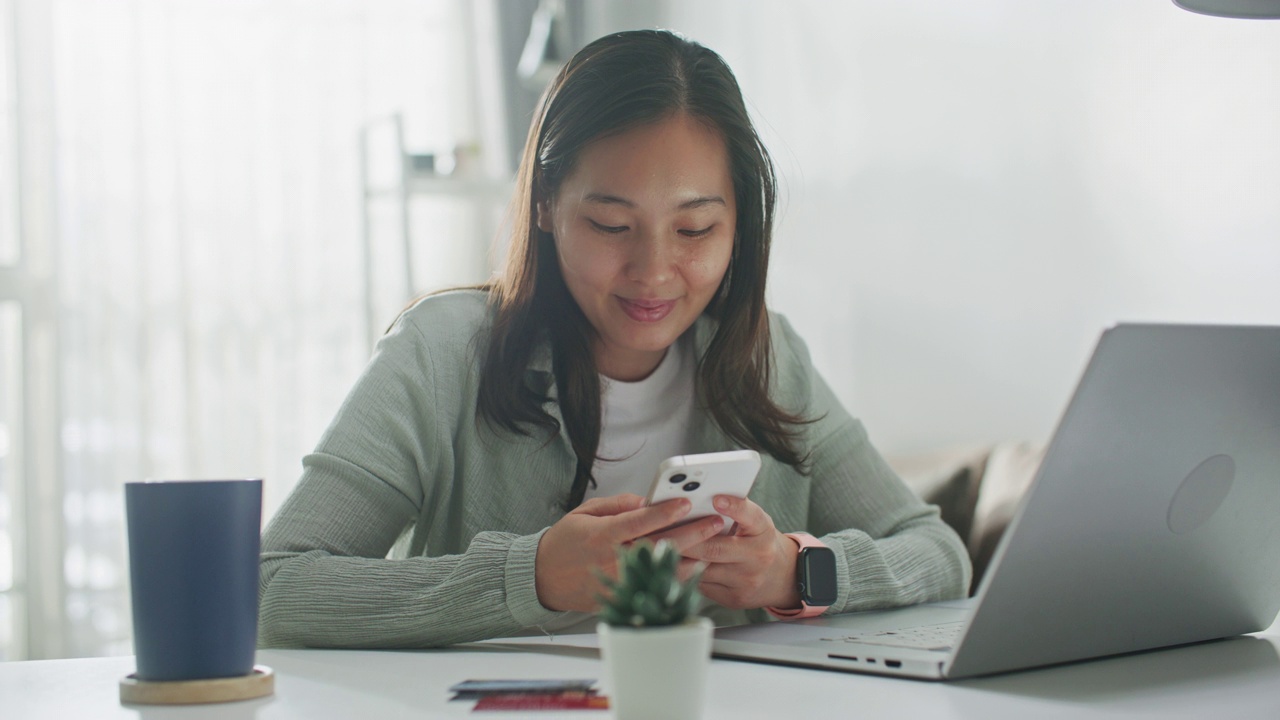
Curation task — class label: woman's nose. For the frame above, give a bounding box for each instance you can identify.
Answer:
[625,232,675,286]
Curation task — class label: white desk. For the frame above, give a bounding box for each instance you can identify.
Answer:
[5,630,1280,719]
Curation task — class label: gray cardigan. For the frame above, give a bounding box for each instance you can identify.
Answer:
[258,290,971,648]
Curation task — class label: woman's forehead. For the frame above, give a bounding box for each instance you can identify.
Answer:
[556,114,734,211]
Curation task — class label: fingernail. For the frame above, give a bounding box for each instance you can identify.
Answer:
[678,499,692,514]
[711,518,724,532]
[714,497,730,511]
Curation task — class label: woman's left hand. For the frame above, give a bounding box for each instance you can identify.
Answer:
[677,495,802,610]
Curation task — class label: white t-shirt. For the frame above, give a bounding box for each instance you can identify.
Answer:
[584,331,696,502]
[537,333,697,635]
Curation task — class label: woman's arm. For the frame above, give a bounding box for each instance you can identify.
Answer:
[254,302,565,645]
[258,296,725,647]
[676,411,970,614]
[779,311,971,610]
[804,412,973,612]
[258,451,554,648]
[257,303,562,648]
[679,314,971,613]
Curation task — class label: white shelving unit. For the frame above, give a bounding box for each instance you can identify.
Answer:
[359,114,512,346]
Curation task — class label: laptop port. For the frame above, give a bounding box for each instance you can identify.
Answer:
[885,660,902,669]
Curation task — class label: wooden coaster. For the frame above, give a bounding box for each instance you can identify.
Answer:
[119,665,274,705]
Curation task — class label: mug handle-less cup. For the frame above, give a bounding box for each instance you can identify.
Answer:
[125,478,262,682]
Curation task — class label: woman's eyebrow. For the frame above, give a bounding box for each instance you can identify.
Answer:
[581,192,727,210]
[678,196,727,210]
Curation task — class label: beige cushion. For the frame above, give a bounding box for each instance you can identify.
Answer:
[967,441,1044,589]
[891,445,990,590]
[892,441,1044,593]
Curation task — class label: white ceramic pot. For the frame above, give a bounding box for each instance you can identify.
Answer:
[597,617,713,720]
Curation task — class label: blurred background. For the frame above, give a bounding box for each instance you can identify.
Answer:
[0,0,1276,660]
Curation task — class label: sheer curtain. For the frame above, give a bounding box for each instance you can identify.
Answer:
[2,0,495,660]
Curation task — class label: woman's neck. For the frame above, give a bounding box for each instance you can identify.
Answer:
[594,345,669,382]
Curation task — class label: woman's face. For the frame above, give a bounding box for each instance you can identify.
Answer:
[539,113,737,382]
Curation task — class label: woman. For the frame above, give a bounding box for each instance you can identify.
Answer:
[258,29,970,648]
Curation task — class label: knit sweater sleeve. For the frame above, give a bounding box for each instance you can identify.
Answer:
[257,301,562,648]
[772,315,972,612]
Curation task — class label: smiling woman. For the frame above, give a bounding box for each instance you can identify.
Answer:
[257,29,971,650]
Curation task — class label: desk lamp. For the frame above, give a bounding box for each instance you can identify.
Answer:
[1174,0,1280,18]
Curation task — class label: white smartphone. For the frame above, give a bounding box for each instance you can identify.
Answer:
[644,449,762,535]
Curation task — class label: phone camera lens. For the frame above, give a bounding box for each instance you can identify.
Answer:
[682,481,701,492]
[669,473,687,484]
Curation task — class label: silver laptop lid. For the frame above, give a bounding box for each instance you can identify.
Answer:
[947,324,1280,677]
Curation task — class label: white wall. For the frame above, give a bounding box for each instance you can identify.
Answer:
[661,1,1280,456]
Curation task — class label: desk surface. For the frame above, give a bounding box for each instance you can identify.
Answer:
[5,629,1280,719]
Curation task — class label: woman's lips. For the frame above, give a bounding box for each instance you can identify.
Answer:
[617,296,676,323]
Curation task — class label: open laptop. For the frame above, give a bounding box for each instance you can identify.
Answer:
[714,323,1280,679]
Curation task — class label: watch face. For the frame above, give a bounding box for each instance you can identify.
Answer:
[800,546,838,606]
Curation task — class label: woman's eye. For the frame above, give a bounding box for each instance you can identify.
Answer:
[679,225,714,238]
[589,220,628,234]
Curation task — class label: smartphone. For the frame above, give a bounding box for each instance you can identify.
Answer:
[644,450,761,535]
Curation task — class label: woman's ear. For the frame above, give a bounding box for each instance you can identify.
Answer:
[535,200,553,233]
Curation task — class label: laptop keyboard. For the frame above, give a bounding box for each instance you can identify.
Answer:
[821,621,964,651]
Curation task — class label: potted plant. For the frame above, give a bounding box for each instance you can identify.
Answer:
[596,540,713,720]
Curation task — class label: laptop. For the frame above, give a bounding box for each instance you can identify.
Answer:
[714,323,1280,679]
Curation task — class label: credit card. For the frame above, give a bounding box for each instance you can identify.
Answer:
[472,692,609,711]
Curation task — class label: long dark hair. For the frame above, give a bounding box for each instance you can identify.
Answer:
[479,29,809,510]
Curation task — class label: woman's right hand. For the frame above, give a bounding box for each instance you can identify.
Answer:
[534,493,724,613]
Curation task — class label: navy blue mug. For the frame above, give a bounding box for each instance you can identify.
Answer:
[125,479,262,682]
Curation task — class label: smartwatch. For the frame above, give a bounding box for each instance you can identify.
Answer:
[766,532,837,619]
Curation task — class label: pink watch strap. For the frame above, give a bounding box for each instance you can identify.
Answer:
[766,532,831,619]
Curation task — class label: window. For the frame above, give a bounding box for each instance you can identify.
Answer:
[0,0,18,266]
[0,303,19,660]
[5,0,494,660]
[1,0,23,660]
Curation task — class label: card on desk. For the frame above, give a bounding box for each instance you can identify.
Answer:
[472,693,609,711]
[448,678,596,699]
[448,678,608,711]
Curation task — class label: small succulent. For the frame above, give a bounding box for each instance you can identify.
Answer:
[597,539,703,628]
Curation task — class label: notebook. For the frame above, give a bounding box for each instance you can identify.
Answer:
[714,323,1280,679]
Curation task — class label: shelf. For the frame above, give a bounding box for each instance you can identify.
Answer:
[364,175,511,201]
[359,113,512,347]
[408,174,512,198]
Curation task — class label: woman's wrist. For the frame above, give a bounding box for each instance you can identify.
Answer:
[766,533,803,609]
